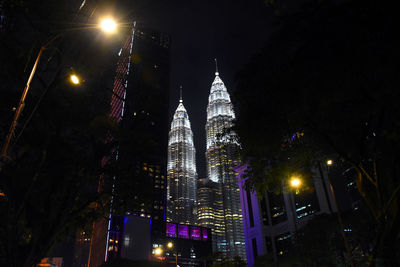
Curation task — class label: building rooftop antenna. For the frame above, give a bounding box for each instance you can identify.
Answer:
[215,58,219,76]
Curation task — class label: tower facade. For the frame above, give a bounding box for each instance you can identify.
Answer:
[88,24,171,266]
[167,94,198,225]
[202,70,246,259]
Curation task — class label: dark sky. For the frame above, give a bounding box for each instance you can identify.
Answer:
[125,0,274,177]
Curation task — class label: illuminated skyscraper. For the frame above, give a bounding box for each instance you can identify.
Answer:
[200,65,246,260]
[167,91,197,225]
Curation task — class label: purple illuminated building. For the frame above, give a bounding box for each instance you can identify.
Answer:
[234,163,336,266]
[118,219,212,266]
[152,222,212,266]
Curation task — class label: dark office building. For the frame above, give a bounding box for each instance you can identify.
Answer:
[118,25,171,222]
[87,24,171,266]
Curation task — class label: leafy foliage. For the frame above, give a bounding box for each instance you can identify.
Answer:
[0,1,122,266]
[234,0,400,264]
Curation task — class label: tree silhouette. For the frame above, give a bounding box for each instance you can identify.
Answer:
[234,0,400,265]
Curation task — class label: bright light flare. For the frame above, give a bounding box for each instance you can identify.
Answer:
[290,177,302,188]
[326,159,333,166]
[70,74,80,85]
[100,18,117,33]
[167,242,173,248]
[154,247,163,255]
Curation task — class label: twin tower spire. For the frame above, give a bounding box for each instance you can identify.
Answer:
[166,61,246,260]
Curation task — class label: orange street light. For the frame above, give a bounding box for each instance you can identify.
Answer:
[290,177,302,188]
[1,20,115,158]
[100,18,117,33]
[154,247,163,256]
[166,242,178,266]
[70,74,80,85]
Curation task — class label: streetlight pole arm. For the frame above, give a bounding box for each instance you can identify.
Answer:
[0,17,120,159]
[1,34,62,158]
[1,46,45,158]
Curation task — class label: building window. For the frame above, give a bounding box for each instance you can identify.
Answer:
[269,192,287,225]
[294,185,320,219]
[247,190,254,227]
[166,223,176,237]
[202,228,208,241]
[178,225,189,239]
[190,226,201,240]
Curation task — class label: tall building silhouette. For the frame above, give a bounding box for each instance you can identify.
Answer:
[199,65,246,260]
[88,24,171,266]
[167,90,198,225]
[87,24,136,267]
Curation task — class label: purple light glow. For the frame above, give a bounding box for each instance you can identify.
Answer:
[166,223,176,237]
[202,228,208,240]
[190,226,201,240]
[178,225,189,239]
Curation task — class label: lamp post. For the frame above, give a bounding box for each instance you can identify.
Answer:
[167,242,178,266]
[289,176,302,231]
[154,247,163,256]
[288,176,302,265]
[0,18,118,158]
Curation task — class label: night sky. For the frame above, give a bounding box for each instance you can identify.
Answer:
[124,0,273,177]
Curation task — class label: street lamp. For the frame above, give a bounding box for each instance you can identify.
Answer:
[154,247,163,256]
[326,159,333,166]
[100,18,117,33]
[290,177,301,189]
[288,176,302,264]
[0,19,116,158]
[167,242,178,266]
[69,74,81,85]
[289,176,302,231]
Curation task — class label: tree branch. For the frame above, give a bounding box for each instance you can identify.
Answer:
[358,163,377,188]
[307,122,377,187]
[378,183,400,220]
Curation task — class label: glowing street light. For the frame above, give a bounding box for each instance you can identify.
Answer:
[326,159,333,166]
[166,242,178,266]
[290,177,302,188]
[100,18,117,33]
[70,74,80,85]
[289,176,302,237]
[154,247,163,256]
[0,18,117,158]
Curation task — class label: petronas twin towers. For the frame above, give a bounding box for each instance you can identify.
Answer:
[167,66,246,260]
[166,91,198,225]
